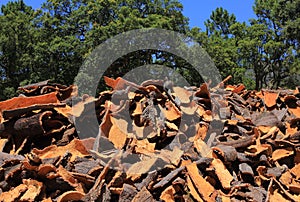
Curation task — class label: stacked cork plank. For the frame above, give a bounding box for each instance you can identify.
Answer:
[0,77,299,201]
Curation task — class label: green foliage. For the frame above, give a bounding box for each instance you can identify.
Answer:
[205,7,236,37]
[250,0,299,89]
[0,0,37,98]
[192,2,299,90]
[0,0,299,99]
[0,0,190,99]
[194,8,245,85]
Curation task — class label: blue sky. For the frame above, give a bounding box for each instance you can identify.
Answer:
[181,0,256,29]
[0,0,256,30]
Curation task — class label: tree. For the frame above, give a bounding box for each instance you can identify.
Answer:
[204,7,237,38]
[33,0,88,85]
[194,3,299,90]
[191,8,246,85]
[248,0,299,89]
[0,0,37,99]
[36,0,193,93]
[237,22,270,90]
[76,0,195,92]
[1,0,299,99]
[0,0,192,99]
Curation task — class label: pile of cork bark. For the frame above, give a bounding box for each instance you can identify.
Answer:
[0,77,299,202]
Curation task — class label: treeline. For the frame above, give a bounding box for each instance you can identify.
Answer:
[0,0,299,99]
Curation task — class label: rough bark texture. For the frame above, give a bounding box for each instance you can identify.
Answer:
[0,78,299,201]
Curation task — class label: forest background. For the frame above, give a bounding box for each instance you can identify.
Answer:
[0,0,299,99]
